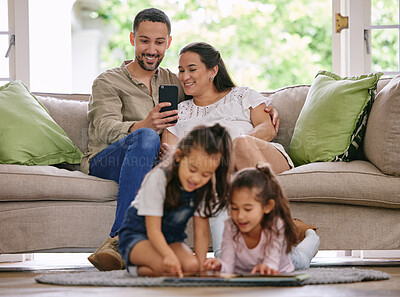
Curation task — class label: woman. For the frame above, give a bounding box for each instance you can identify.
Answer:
[161,42,295,258]
[161,42,293,174]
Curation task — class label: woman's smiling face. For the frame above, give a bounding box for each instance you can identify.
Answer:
[178,51,215,97]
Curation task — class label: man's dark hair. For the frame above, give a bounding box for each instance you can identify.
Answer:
[133,8,171,35]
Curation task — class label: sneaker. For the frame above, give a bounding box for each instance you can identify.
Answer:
[293,218,318,245]
[88,237,126,271]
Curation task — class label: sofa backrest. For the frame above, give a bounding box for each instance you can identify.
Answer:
[32,77,392,161]
[262,85,310,152]
[34,93,90,154]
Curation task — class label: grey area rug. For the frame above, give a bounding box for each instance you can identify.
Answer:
[35,267,390,287]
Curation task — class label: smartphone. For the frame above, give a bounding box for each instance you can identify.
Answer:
[159,84,178,124]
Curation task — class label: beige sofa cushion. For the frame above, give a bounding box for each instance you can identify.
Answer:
[263,85,310,152]
[37,95,89,154]
[277,160,400,209]
[0,164,118,202]
[364,75,400,176]
[0,201,116,253]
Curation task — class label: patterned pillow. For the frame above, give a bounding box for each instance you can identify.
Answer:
[289,70,382,166]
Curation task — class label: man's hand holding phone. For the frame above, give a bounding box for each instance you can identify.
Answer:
[129,85,179,133]
[159,85,178,124]
[130,103,178,133]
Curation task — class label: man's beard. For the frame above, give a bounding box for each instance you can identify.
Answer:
[136,54,162,71]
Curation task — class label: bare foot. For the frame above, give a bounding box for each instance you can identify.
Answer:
[137,266,156,277]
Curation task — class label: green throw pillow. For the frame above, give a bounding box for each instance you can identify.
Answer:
[289,70,383,166]
[0,80,83,165]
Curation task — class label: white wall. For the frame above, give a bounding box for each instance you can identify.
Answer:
[28,0,103,93]
[29,0,74,93]
[72,29,101,93]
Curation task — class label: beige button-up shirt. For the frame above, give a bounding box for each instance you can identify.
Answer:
[81,61,184,174]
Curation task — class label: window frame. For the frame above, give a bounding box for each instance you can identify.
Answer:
[365,23,400,76]
[1,0,30,87]
[332,0,400,77]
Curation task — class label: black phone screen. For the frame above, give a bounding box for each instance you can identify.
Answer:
[159,85,178,123]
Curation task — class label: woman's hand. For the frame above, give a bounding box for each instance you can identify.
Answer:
[159,143,172,160]
[163,253,183,277]
[251,263,280,275]
[249,103,277,141]
[203,258,222,271]
[264,105,280,134]
[160,128,178,156]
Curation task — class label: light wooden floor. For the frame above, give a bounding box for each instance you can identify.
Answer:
[0,254,399,297]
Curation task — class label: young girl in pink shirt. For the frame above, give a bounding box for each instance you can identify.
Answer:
[204,164,320,275]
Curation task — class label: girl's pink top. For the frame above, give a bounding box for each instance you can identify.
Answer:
[219,218,294,274]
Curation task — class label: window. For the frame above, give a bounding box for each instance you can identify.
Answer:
[4,0,332,93]
[368,0,399,75]
[4,1,398,91]
[95,0,331,91]
[1,0,30,87]
[332,0,400,77]
[2,0,92,93]
[0,0,11,82]
[28,0,74,93]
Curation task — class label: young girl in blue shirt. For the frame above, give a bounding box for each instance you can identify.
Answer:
[118,124,232,277]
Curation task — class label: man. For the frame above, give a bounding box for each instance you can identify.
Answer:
[83,8,280,271]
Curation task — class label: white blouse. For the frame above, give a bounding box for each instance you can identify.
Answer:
[167,87,271,141]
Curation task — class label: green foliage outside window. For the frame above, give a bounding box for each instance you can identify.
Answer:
[97,0,332,90]
[371,0,399,73]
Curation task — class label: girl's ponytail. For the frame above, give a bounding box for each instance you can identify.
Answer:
[256,163,274,180]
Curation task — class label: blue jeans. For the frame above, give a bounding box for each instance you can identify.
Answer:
[89,128,160,237]
[118,190,197,267]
